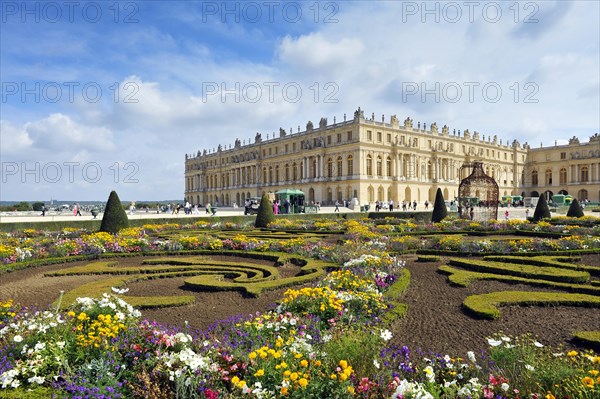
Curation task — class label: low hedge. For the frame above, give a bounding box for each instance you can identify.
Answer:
[572,331,600,351]
[416,255,441,262]
[47,251,337,307]
[438,265,600,295]
[483,255,600,276]
[463,291,600,319]
[382,268,411,323]
[448,258,590,283]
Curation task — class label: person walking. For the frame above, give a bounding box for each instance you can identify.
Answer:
[389,199,394,211]
[412,200,417,210]
[505,209,509,221]
[424,200,429,210]
[205,202,211,214]
[525,208,530,219]
[334,200,340,212]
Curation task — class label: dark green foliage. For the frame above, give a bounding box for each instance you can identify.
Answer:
[532,194,551,222]
[566,198,584,218]
[431,188,448,223]
[99,191,129,233]
[254,192,275,228]
[32,202,45,211]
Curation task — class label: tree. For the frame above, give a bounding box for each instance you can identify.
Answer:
[532,194,551,222]
[99,191,130,233]
[566,198,584,218]
[431,188,448,223]
[254,192,275,228]
[32,202,45,211]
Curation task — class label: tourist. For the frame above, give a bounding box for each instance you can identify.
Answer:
[469,207,474,220]
[505,210,509,221]
[424,200,429,210]
[525,208,530,219]
[205,202,211,214]
[389,199,394,211]
[334,200,340,212]
[413,200,417,210]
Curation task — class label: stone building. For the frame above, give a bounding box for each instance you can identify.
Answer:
[184,108,599,206]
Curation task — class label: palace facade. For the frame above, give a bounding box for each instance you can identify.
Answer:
[184,108,600,206]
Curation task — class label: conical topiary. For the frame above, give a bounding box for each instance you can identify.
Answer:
[431,188,448,223]
[566,198,584,218]
[254,192,275,228]
[99,190,130,233]
[532,194,551,222]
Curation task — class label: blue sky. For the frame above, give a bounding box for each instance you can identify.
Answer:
[1,0,599,201]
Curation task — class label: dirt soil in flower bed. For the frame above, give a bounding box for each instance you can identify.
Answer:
[1,254,599,356]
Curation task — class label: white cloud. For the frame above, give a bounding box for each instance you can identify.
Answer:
[0,120,33,154]
[25,113,114,152]
[277,32,364,72]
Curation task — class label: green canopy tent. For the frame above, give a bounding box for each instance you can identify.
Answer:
[275,189,305,214]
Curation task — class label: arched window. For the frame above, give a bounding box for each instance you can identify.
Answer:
[285,164,289,181]
[559,168,567,185]
[327,157,333,178]
[531,170,538,186]
[578,189,588,201]
[263,168,267,184]
[292,163,297,181]
[376,156,382,176]
[581,166,589,182]
[268,166,273,183]
[275,166,279,183]
[545,169,552,185]
[368,186,374,202]
[366,155,373,175]
[337,156,343,177]
[386,157,392,177]
[347,155,353,176]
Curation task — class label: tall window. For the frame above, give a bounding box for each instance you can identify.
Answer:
[559,168,567,185]
[285,164,289,181]
[337,156,343,177]
[531,170,538,186]
[366,155,373,175]
[347,155,353,176]
[327,157,333,178]
[367,130,372,140]
[581,166,589,182]
[386,157,392,177]
[292,163,297,181]
[376,156,382,176]
[545,169,552,185]
[275,166,279,183]
[368,186,374,202]
[263,168,267,183]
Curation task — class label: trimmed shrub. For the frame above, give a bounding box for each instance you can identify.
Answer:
[532,194,551,222]
[99,190,130,233]
[254,192,275,228]
[431,187,447,223]
[566,198,584,218]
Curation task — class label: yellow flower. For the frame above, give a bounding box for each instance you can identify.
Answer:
[290,372,299,381]
[348,386,355,394]
[339,360,348,369]
[231,376,239,384]
[567,350,579,357]
[254,369,264,377]
[582,377,594,388]
[298,378,308,387]
[300,359,308,367]
[280,387,289,395]
[590,370,599,376]
[545,392,556,399]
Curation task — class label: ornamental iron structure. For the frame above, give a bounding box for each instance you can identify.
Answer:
[458,161,499,221]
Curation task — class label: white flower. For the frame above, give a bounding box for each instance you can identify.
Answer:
[373,359,380,369]
[501,336,511,342]
[423,365,435,382]
[525,364,535,371]
[501,382,509,391]
[487,338,502,347]
[111,287,130,294]
[467,351,476,363]
[534,341,544,348]
[13,335,23,343]
[380,329,393,341]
